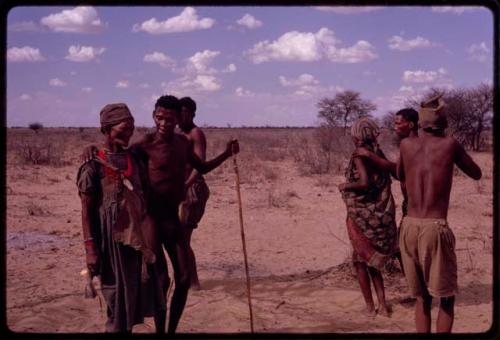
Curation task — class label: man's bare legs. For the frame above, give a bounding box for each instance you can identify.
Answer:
[415,291,432,333]
[416,294,454,333]
[354,262,376,316]
[153,247,169,334]
[437,296,454,333]
[156,216,191,334]
[367,267,391,316]
[183,227,201,289]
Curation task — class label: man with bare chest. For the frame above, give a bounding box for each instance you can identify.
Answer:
[397,95,482,333]
[132,95,239,333]
[176,97,209,290]
[82,95,239,333]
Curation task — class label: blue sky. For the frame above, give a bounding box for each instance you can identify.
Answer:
[6,6,494,127]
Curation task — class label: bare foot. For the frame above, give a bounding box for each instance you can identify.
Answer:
[362,306,377,317]
[377,305,392,317]
[190,281,201,291]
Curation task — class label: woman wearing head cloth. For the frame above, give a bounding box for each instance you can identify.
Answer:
[76,103,167,333]
[338,117,397,317]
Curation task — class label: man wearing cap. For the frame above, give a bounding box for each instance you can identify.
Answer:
[397,95,482,333]
[77,103,167,333]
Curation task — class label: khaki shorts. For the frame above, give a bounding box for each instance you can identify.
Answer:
[399,216,457,298]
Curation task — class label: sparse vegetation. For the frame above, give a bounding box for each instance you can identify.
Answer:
[28,122,43,133]
[405,83,493,151]
[317,90,376,134]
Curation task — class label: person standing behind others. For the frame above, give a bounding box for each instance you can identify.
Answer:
[397,95,482,333]
[338,117,397,317]
[177,97,210,290]
[352,108,419,274]
[76,103,166,333]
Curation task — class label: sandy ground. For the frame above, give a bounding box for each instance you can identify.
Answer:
[5,144,494,334]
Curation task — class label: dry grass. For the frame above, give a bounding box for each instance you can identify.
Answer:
[7,127,491,183]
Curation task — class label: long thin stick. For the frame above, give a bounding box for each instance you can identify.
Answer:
[232,152,255,333]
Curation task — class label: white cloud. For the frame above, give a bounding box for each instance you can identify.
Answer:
[278,74,342,97]
[162,74,221,94]
[431,6,479,14]
[8,21,41,32]
[388,35,433,51]
[399,85,414,93]
[81,87,93,92]
[247,27,377,64]
[403,68,447,83]
[223,63,237,73]
[49,78,67,87]
[19,94,32,101]
[40,6,104,33]
[247,27,337,63]
[144,52,176,68]
[65,45,106,62]
[192,75,221,91]
[236,14,263,29]
[187,49,220,74]
[116,80,129,88]
[132,7,215,34]
[279,74,319,87]
[314,6,383,14]
[139,83,150,89]
[7,46,45,62]
[327,40,378,63]
[467,42,490,62]
[235,87,254,97]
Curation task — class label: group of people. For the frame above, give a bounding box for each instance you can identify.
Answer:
[339,94,482,333]
[77,92,482,334]
[77,95,238,333]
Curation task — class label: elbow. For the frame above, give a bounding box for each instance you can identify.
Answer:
[473,169,482,180]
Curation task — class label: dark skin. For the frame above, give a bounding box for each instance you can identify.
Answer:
[140,106,238,334]
[397,128,481,333]
[338,136,391,317]
[177,105,207,290]
[352,114,418,275]
[80,119,140,334]
[82,107,238,334]
[81,119,135,275]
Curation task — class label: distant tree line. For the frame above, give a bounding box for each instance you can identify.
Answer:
[316,83,493,151]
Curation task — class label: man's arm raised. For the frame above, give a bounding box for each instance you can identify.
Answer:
[189,139,239,174]
[454,140,482,180]
[353,147,398,178]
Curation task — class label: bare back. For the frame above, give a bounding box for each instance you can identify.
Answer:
[398,133,481,219]
[178,126,207,179]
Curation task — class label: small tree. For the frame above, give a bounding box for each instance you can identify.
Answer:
[28,122,43,134]
[405,84,493,151]
[317,90,376,134]
[380,111,396,130]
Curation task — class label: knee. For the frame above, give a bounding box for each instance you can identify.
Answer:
[417,295,432,308]
[440,296,455,309]
[175,269,191,290]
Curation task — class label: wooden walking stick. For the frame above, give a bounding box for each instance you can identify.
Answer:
[232,143,255,333]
